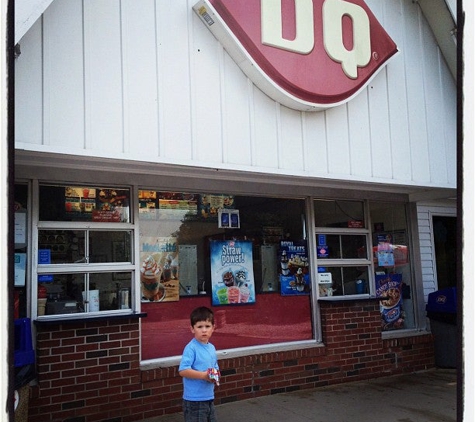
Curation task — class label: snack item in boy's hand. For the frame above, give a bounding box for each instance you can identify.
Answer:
[207,368,221,386]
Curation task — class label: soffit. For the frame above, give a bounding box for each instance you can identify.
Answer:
[14,150,456,203]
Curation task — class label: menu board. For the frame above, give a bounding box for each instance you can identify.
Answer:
[210,240,256,306]
[64,187,130,222]
[198,194,235,220]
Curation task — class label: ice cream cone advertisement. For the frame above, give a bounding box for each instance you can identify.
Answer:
[210,240,255,306]
[140,237,180,302]
[279,240,310,296]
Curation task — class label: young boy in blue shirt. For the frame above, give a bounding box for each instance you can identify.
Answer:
[179,306,220,422]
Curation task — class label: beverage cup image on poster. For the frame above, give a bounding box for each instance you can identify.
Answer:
[210,240,256,306]
[140,237,180,302]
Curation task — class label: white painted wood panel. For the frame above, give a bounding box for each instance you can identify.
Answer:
[347,89,372,179]
[15,19,43,144]
[43,0,84,149]
[157,0,193,160]
[384,0,413,183]
[191,13,223,164]
[121,0,160,157]
[302,112,327,174]
[417,203,456,300]
[401,1,431,183]
[279,107,304,172]
[83,0,123,153]
[14,0,457,190]
[222,54,252,166]
[441,62,457,188]
[252,87,279,169]
[326,105,350,175]
[421,15,449,185]
[368,69,392,179]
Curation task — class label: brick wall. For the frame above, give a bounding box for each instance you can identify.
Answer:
[28,300,435,421]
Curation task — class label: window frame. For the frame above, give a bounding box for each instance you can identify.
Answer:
[32,181,137,319]
[313,201,375,298]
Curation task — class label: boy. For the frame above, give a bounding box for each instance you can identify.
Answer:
[179,306,220,422]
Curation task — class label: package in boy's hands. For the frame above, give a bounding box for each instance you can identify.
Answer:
[207,368,221,386]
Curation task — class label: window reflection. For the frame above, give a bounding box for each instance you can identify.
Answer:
[314,199,365,228]
[39,184,130,223]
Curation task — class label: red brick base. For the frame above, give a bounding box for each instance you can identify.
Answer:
[28,300,435,421]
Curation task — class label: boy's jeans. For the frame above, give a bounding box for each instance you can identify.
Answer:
[183,399,217,422]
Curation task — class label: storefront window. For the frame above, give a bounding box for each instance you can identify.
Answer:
[139,192,313,360]
[36,184,134,317]
[14,184,29,319]
[314,199,371,298]
[314,199,365,228]
[318,266,370,296]
[39,185,130,222]
[315,199,415,331]
[369,201,415,331]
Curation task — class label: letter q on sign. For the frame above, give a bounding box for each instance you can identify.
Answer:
[323,0,371,79]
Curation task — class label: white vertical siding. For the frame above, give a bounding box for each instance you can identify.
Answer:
[326,105,350,175]
[122,0,160,157]
[303,112,327,174]
[43,0,85,149]
[401,1,431,184]
[384,0,413,183]
[348,90,371,179]
[417,203,457,301]
[15,0,456,190]
[222,54,252,166]
[83,0,123,153]
[15,19,43,144]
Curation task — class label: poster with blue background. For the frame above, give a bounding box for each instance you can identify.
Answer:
[279,240,310,295]
[210,240,255,306]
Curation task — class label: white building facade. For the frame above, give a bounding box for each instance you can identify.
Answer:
[12,0,458,420]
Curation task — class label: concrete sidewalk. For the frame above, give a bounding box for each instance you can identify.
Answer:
[142,369,457,422]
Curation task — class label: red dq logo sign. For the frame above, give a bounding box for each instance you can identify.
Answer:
[193,0,398,111]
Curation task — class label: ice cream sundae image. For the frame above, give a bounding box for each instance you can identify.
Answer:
[140,255,164,301]
[223,271,234,287]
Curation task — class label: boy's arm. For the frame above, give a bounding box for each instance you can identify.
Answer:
[179,368,211,382]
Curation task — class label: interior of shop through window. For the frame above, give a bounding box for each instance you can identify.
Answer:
[139,192,313,360]
[14,183,418,361]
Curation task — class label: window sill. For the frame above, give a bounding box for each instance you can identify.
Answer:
[33,311,147,325]
[318,295,385,303]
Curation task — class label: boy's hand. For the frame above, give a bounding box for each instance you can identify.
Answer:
[207,368,221,386]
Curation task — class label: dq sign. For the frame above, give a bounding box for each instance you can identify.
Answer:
[193,0,398,111]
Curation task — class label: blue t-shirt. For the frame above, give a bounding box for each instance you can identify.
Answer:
[179,338,219,401]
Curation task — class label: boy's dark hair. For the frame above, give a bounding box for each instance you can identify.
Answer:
[190,306,214,326]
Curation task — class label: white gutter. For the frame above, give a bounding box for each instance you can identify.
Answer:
[15,0,55,44]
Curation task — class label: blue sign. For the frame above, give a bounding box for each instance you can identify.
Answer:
[38,249,51,264]
[38,249,53,282]
[317,246,328,258]
[318,234,326,246]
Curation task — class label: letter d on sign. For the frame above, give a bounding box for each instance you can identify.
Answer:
[323,0,371,79]
[261,0,315,54]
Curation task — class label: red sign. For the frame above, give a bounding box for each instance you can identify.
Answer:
[194,0,398,111]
